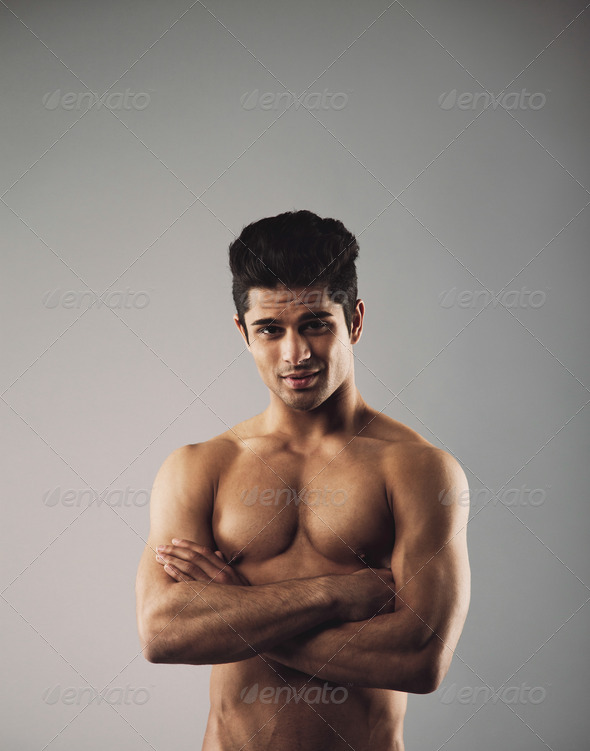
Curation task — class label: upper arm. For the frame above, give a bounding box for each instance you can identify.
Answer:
[135,443,217,645]
[389,445,471,690]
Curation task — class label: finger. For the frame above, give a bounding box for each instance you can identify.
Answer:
[162,551,234,584]
[164,562,208,586]
[157,541,239,584]
[187,551,234,581]
[171,538,194,547]
[156,549,205,578]
[171,538,216,556]
[164,557,216,583]
[166,541,231,577]
[163,563,184,582]
[157,544,223,576]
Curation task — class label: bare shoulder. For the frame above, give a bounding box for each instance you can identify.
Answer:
[361,408,431,455]
[155,436,235,494]
[362,410,468,514]
[171,415,260,454]
[364,409,462,464]
[156,415,266,496]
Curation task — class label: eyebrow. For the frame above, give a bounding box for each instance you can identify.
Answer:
[250,310,335,327]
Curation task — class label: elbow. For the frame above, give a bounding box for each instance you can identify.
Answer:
[137,608,182,664]
[140,626,191,664]
[412,663,444,695]
[136,598,243,666]
[142,640,163,664]
[380,644,449,694]
[140,625,196,664]
[138,615,214,666]
[141,629,170,664]
[136,592,167,663]
[138,620,169,664]
[412,643,451,694]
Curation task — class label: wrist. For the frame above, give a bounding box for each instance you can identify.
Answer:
[321,574,347,620]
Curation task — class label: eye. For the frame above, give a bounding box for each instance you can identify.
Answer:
[256,320,329,336]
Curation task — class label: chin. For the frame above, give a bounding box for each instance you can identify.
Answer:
[288,401,318,412]
[284,392,326,411]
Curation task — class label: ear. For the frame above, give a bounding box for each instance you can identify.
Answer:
[233,314,250,347]
[350,299,364,345]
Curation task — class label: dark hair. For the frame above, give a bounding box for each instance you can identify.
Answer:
[228,210,359,342]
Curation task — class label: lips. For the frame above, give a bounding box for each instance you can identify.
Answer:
[281,371,319,389]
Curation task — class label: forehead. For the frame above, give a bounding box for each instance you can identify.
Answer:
[246,286,341,317]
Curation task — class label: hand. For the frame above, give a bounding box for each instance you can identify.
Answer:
[155,539,250,586]
[338,567,396,622]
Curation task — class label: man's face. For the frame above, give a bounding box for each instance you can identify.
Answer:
[234,285,363,412]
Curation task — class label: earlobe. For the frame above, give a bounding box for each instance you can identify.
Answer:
[351,299,364,344]
[233,315,250,348]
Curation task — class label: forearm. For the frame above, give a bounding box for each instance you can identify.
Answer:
[264,610,434,693]
[145,575,340,665]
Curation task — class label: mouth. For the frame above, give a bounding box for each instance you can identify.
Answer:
[281,371,319,389]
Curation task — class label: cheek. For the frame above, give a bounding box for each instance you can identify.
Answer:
[327,337,350,363]
[330,343,353,379]
[252,350,274,379]
[254,356,269,375]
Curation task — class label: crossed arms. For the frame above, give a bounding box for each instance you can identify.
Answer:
[135,443,471,694]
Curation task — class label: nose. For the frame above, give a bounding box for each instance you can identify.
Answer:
[281,328,311,366]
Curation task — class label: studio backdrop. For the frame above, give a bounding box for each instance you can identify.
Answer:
[1,1,589,749]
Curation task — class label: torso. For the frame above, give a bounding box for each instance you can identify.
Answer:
[201,407,432,751]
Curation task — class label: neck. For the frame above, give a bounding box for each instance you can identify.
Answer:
[263,378,370,445]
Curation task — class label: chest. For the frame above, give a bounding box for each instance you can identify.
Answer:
[212,445,396,576]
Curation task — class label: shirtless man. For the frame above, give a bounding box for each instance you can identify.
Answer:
[135,210,471,750]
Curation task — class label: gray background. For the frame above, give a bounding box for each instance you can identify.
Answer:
[1,0,589,749]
